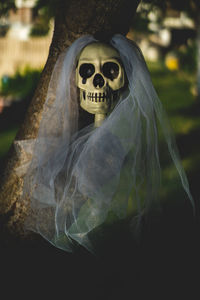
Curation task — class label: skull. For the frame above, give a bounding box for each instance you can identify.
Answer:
[76,42,125,126]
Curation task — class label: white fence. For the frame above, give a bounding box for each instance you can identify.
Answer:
[0,36,52,78]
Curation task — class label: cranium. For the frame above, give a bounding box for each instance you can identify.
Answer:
[76,42,125,127]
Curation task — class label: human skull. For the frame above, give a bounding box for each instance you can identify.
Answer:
[76,42,125,121]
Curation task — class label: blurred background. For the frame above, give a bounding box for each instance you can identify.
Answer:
[0,0,199,206]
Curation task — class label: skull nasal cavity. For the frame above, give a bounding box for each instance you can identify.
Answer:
[93,74,105,88]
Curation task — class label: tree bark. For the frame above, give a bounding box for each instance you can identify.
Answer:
[0,0,140,243]
[196,7,200,98]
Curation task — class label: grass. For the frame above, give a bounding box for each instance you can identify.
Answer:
[147,60,200,210]
[149,60,200,135]
[148,61,197,117]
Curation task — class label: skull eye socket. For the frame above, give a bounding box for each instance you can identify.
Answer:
[102,62,119,80]
[79,63,95,79]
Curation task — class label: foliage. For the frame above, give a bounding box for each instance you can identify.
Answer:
[32,0,59,19]
[0,67,41,99]
[140,0,167,10]
[132,11,152,33]
[30,2,53,36]
[30,0,60,36]
[30,18,50,36]
[0,126,18,158]
[178,42,197,72]
[166,0,200,18]
[148,60,199,134]
[147,60,200,209]
[141,0,199,14]
[0,0,15,17]
[0,68,41,166]
[137,0,200,97]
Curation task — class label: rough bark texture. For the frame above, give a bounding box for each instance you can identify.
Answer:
[0,0,140,243]
[196,8,200,98]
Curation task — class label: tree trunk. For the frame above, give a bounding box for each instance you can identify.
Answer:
[196,7,200,98]
[0,0,140,244]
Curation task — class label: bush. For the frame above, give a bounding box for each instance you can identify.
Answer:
[178,41,197,72]
[0,67,41,135]
[30,21,50,37]
[0,67,41,99]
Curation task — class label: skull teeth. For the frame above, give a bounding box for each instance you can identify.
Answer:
[83,92,108,102]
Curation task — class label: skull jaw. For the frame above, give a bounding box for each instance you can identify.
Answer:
[80,97,111,115]
[79,89,112,127]
[80,99,110,127]
[79,89,120,127]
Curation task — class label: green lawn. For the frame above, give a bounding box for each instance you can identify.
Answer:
[148,61,198,127]
[148,61,200,147]
[147,61,200,208]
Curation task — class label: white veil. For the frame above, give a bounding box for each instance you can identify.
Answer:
[17,34,194,252]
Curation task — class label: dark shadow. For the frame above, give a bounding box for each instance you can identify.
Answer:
[170,98,200,117]
[1,203,200,300]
